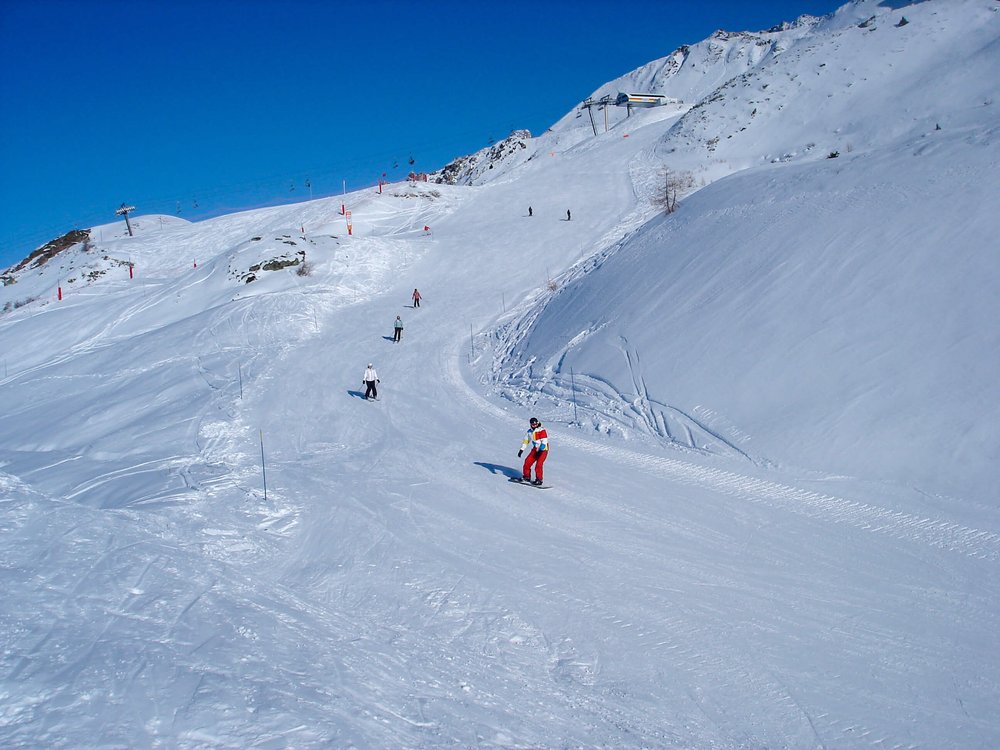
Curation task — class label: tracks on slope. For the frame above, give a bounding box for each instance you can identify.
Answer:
[449,335,1000,563]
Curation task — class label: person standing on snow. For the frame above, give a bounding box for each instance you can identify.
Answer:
[412,288,421,307]
[566,209,571,221]
[363,363,379,400]
[517,417,549,485]
[393,315,404,342]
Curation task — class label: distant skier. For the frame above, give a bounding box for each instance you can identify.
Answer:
[566,209,571,221]
[393,315,404,342]
[528,206,533,217]
[412,288,421,308]
[517,417,549,485]
[363,363,379,400]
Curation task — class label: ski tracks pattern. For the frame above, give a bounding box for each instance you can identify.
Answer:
[454,336,1000,563]
[567,436,1000,562]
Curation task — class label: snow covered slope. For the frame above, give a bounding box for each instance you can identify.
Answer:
[488,124,999,501]
[1,1,998,748]
[478,0,1000,501]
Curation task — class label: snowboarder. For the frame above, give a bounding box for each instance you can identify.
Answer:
[566,209,571,221]
[393,315,404,342]
[412,288,421,308]
[528,206,533,217]
[363,363,379,400]
[517,417,549,485]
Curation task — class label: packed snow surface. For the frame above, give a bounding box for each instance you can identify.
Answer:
[1,0,998,747]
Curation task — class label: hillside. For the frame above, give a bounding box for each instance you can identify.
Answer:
[1,1,998,748]
[486,127,999,501]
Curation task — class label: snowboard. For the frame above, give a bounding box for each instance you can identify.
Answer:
[509,477,551,489]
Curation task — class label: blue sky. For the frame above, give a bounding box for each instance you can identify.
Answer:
[0,0,841,269]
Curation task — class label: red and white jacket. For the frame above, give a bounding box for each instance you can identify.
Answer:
[521,425,549,453]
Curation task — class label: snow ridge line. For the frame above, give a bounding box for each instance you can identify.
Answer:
[455,337,1000,562]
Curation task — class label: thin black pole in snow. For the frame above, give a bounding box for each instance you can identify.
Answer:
[571,367,578,424]
[259,429,268,502]
[239,363,244,399]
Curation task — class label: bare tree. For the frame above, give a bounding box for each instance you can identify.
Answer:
[654,167,694,214]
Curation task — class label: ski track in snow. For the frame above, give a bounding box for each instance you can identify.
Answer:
[454,337,1000,564]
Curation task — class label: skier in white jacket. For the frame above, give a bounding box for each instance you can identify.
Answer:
[363,364,379,400]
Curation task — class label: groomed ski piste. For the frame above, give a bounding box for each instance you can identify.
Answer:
[2,1,999,747]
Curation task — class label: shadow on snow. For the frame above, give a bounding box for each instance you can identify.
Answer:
[474,462,521,479]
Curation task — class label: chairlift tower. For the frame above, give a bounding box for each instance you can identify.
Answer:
[580,95,614,136]
[116,203,136,237]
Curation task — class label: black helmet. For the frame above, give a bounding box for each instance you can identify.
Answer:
[529,417,540,426]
